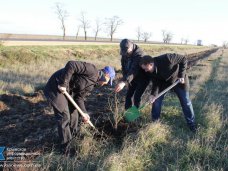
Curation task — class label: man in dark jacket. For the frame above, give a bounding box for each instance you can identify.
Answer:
[139,54,196,132]
[44,61,115,154]
[115,39,149,109]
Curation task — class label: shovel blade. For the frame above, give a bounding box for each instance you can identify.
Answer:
[124,106,140,122]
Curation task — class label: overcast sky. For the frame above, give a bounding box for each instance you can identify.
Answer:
[1,0,228,45]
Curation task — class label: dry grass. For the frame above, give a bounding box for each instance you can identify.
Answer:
[0,44,209,95]
[36,48,227,171]
[1,45,227,171]
[102,122,170,171]
[3,41,119,46]
[97,48,228,171]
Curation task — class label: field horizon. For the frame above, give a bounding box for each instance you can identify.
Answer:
[0,33,204,46]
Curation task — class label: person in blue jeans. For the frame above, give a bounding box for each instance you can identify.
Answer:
[139,54,196,132]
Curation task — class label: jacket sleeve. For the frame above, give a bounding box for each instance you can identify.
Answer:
[58,61,85,87]
[167,53,187,78]
[122,55,141,84]
[121,57,128,80]
[151,78,160,96]
[75,96,87,113]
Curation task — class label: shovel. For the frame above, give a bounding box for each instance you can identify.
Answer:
[63,91,95,128]
[124,80,180,122]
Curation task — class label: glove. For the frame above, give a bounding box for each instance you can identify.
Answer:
[115,82,126,93]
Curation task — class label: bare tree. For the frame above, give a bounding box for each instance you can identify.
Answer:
[142,32,151,42]
[136,26,142,42]
[184,39,189,45]
[105,16,123,41]
[75,25,81,40]
[55,3,68,40]
[181,38,184,44]
[162,30,173,44]
[79,11,90,40]
[222,41,228,49]
[93,18,103,41]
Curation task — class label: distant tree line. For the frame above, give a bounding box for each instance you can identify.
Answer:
[54,2,206,45]
[55,3,123,42]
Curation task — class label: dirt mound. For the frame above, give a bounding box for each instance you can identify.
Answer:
[187,48,218,68]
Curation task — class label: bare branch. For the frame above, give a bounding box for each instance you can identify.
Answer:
[184,38,189,45]
[105,16,123,41]
[136,26,142,42]
[162,30,173,44]
[55,3,68,40]
[75,25,81,40]
[79,11,90,40]
[93,18,103,41]
[142,32,152,42]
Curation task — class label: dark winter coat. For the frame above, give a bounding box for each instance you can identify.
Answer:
[148,53,189,96]
[44,61,99,113]
[121,44,144,84]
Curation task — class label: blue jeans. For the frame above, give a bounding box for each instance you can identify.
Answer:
[151,86,195,126]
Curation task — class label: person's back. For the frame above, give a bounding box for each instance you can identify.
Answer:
[44,61,99,113]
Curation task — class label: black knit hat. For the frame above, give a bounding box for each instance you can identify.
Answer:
[120,39,133,55]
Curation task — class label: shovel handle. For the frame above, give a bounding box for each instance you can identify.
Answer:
[143,80,180,108]
[155,80,180,100]
[63,91,95,129]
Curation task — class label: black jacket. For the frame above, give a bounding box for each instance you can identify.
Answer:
[44,61,98,113]
[147,53,189,96]
[121,44,144,84]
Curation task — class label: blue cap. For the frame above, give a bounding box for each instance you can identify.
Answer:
[103,66,115,86]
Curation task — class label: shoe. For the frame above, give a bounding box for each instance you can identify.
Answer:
[65,147,77,157]
[59,143,70,155]
[189,125,197,133]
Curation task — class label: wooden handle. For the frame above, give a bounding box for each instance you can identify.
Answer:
[63,91,95,129]
[142,80,180,108]
[155,80,180,100]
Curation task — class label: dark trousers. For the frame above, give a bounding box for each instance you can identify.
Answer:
[53,102,79,145]
[151,85,195,126]
[125,78,149,109]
